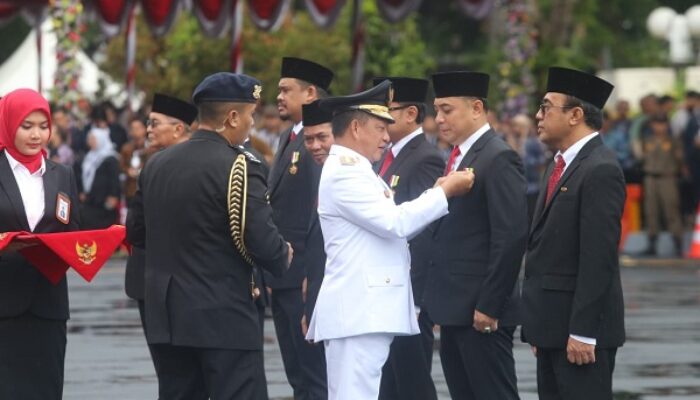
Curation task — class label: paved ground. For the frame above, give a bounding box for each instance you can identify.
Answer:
[63,257,700,399]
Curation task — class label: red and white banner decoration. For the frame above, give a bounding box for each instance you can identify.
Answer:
[125,1,137,110]
[247,0,291,32]
[85,0,133,38]
[192,0,231,38]
[350,0,365,92]
[458,0,495,20]
[304,0,346,29]
[376,0,421,23]
[140,0,182,37]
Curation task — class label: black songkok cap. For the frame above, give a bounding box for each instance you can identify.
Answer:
[431,71,490,99]
[546,67,614,109]
[319,80,394,123]
[192,72,262,105]
[302,100,332,127]
[372,77,428,103]
[280,57,334,92]
[152,93,198,125]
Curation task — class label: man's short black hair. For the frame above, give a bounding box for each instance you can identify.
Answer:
[564,95,603,131]
[398,102,425,124]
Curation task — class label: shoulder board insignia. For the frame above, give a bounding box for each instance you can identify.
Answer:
[243,151,261,163]
[339,155,358,166]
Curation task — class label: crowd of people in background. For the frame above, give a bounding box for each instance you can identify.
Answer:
[46,89,700,257]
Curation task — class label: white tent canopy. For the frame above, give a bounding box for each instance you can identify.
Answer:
[0,19,123,102]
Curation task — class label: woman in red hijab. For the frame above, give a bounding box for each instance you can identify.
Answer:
[0,88,80,400]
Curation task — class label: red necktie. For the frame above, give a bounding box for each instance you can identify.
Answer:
[444,146,461,175]
[545,155,566,204]
[289,129,298,142]
[378,150,394,178]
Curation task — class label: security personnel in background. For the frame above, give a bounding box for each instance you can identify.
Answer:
[269,57,333,400]
[125,94,198,378]
[423,71,528,400]
[372,77,443,400]
[642,113,684,256]
[306,80,475,400]
[128,73,292,399]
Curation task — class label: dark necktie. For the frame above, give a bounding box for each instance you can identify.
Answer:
[545,155,566,204]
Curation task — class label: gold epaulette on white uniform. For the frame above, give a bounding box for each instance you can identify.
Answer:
[339,155,359,166]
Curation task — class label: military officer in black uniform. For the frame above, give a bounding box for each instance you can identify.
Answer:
[128,73,292,400]
[269,57,333,400]
[125,93,197,376]
[372,77,443,400]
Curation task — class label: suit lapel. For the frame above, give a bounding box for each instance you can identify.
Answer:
[269,126,303,194]
[34,162,58,232]
[433,130,494,237]
[382,134,424,183]
[530,136,602,233]
[0,151,31,231]
[529,162,552,234]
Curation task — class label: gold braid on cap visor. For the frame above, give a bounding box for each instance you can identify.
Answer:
[346,104,395,122]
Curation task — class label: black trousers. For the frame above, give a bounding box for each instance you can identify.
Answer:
[379,310,437,400]
[150,343,267,400]
[440,325,519,400]
[271,288,327,400]
[537,347,617,400]
[0,313,66,400]
[137,300,163,378]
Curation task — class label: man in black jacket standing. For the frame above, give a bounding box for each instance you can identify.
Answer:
[423,71,528,400]
[269,57,333,400]
[128,73,291,399]
[522,67,625,400]
[373,77,442,400]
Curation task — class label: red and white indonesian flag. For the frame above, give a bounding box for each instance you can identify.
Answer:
[375,0,421,23]
[247,0,291,31]
[303,0,346,28]
[0,225,127,285]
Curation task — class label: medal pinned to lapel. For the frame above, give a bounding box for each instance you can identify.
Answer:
[56,192,71,225]
[289,151,300,175]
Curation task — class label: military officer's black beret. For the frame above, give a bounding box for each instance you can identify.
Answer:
[319,80,394,123]
[372,77,428,103]
[546,67,614,109]
[431,71,490,99]
[302,100,332,127]
[192,72,262,105]
[281,57,334,92]
[152,93,198,125]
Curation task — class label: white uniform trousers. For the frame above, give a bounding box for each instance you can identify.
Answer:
[324,333,394,400]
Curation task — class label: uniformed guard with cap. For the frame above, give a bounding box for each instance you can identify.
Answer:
[522,67,625,400]
[269,57,333,400]
[128,72,292,400]
[423,71,528,400]
[125,92,198,378]
[306,80,475,400]
[371,77,442,400]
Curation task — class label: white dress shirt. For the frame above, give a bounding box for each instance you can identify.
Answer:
[555,130,600,346]
[5,151,45,231]
[389,127,423,158]
[449,123,491,172]
[292,121,304,136]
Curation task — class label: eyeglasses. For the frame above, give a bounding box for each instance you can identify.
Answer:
[538,103,573,115]
[146,119,179,128]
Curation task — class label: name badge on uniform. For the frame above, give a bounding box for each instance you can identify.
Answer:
[56,192,71,225]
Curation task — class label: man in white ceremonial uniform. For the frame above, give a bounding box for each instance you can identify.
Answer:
[305,80,475,400]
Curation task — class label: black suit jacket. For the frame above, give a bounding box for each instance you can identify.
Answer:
[128,130,288,350]
[267,126,320,289]
[423,129,528,327]
[375,133,445,305]
[303,208,324,322]
[521,135,626,349]
[0,151,81,320]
